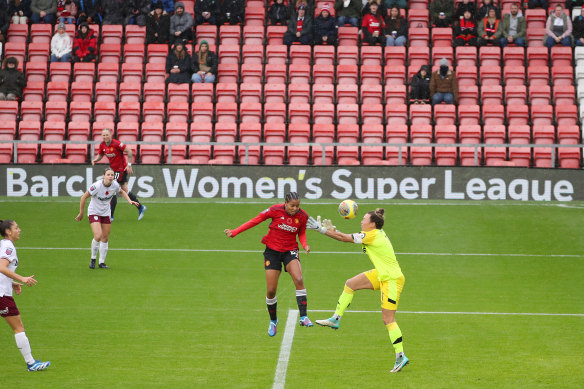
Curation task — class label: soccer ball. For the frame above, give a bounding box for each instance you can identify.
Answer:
[338,200,358,219]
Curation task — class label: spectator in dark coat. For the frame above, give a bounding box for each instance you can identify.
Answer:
[31,0,57,23]
[170,2,194,44]
[126,0,150,25]
[566,0,584,12]
[477,8,501,46]
[528,0,548,10]
[0,9,9,44]
[362,0,386,18]
[9,0,32,24]
[221,0,244,25]
[573,12,584,46]
[385,5,408,46]
[146,2,170,44]
[283,5,313,45]
[455,0,476,22]
[335,0,361,27]
[151,0,174,13]
[268,0,289,25]
[191,41,218,83]
[101,0,125,24]
[410,65,431,104]
[430,58,458,105]
[76,0,101,24]
[314,4,337,44]
[0,57,26,100]
[477,0,500,20]
[72,22,97,62]
[195,0,220,25]
[453,10,478,46]
[166,40,193,84]
[429,0,454,27]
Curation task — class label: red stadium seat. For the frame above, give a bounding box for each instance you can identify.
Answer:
[100,43,122,63]
[408,9,429,28]
[479,65,502,86]
[125,25,146,44]
[287,83,309,105]
[555,105,578,127]
[508,124,532,167]
[409,27,430,47]
[336,84,358,104]
[165,122,188,162]
[95,82,118,102]
[93,102,116,123]
[361,104,384,125]
[215,102,238,123]
[527,66,550,86]
[336,46,358,66]
[337,65,359,84]
[46,82,70,102]
[550,46,572,67]
[242,26,264,46]
[313,103,335,125]
[73,63,95,82]
[48,62,71,83]
[143,82,166,102]
[553,85,575,105]
[266,45,287,65]
[238,122,261,165]
[188,122,213,164]
[41,121,66,163]
[558,147,581,168]
[215,83,238,103]
[363,84,384,105]
[20,101,43,122]
[266,26,287,45]
[265,83,287,104]
[458,85,479,105]
[526,46,548,67]
[66,122,91,163]
[290,45,312,65]
[432,47,454,67]
[503,65,526,86]
[385,46,406,67]
[526,28,546,47]
[337,27,359,46]
[263,103,287,124]
[361,46,382,66]
[336,104,358,125]
[262,123,286,165]
[312,84,335,105]
[458,105,481,125]
[121,63,143,84]
[479,46,501,67]
[483,124,507,166]
[123,44,145,64]
[167,83,190,103]
[289,64,311,84]
[192,83,215,103]
[409,104,432,125]
[263,64,286,85]
[410,123,433,165]
[196,25,217,46]
[118,102,141,123]
[431,27,453,47]
[530,105,554,126]
[71,81,94,102]
[22,82,46,102]
[217,63,240,84]
[361,124,384,165]
[459,124,483,166]
[505,85,528,105]
[288,123,311,165]
[27,62,48,83]
[27,43,50,63]
[337,124,360,165]
[385,104,408,126]
[101,25,123,44]
[17,121,41,163]
[97,63,120,83]
[167,102,190,123]
[557,125,580,144]
[314,45,335,66]
[525,9,547,30]
[7,24,28,43]
[551,66,573,86]
[244,7,265,27]
[360,65,382,85]
[503,46,525,67]
[239,102,262,123]
[312,64,335,85]
[456,65,478,86]
[483,105,505,126]
[240,83,263,104]
[288,103,311,124]
[434,105,456,125]
[240,63,262,84]
[506,105,529,126]
[481,85,503,105]
[312,124,335,165]
[0,101,19,122]
[219,25,241,46]
[435,124,458,166]
[69,102,92,122]
[142,102,165,123]
[44,101,67,122]
[146,44,169,64]
[529,84,551,105]
[455,46,477,66]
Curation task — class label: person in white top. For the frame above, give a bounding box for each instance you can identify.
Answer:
[75,168,139,269]
[0,219,51,371]
[50,22,72,63]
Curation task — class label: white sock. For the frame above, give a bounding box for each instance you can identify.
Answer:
[15,332,35,365]
[91,239,99,259]
[99,241,109,264]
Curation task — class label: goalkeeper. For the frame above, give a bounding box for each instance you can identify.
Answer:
[306,208,409,373]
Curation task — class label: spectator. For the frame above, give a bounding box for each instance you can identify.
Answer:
[528,0,548,10]
[477,0,500,20]
[72,22,97,62]
[544,4,572,48]
[290,0,312,15]
[0,57,26,101]
[221,0,245,25]
[76,0,102,24]
[146,2,170,44]
[195,0,220,25]
[335,0,361,27]
[411,65,431,104]
[362,0,386,17]
[9,0,32,24]
[151,0,174,13]
[361,2,385,45]
[170,2,194,44]
[0,8,9,44]
[430,58,458,105]
[455,0,476,22]
[126,0,150,26]
[314,4,337,45]
[499,3,526,47]
[454,10,478,46]
[50,23,72,62]
[166,40,193,84]
[268,0,289,25]
[429,0,454,27]
[385,5,407,46]
[566,0,584,12]
[192,41,218,83]
[56,0,77,23]
[478,8,501,46]
[573,9,584,46]
[283,5,313,45]
[101,0,124,24]
[383,0,406,11]
[31,0,57,23]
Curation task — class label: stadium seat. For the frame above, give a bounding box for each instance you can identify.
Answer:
[361,104,384,125]
[146,44,169,64]
[196,25,217,46]
[43,101,67,122]
[65,122,91,163]
[238,122,261,165]
[385,123,408,165]
[219,25,241,46]
[455,46,477,66]
[217,63,240,84]
[526,46,548,67]
[558,147,581,168]
[244,6,265,27]
[408,46,430,69]
[22,82,45,102]
[17,121,41,163]
[97,63,120,83]
[290,45,312,65]
[555,105,578,127]
[0,101,19,122]
[30,24,52,43]
[215,102,238,123]
[337,65,359,84]
[336,46,358,66]
[550,47,572,68]
[212,122,237,164]
[101,25,123,44]
[313,103,336,125]
[47,62,72,83]
[287,83,309,105]
[503,65,526,86]
[456,66,478,86]
[529,84,551,105]
[123,44,145,64]
[240,63,262,84]
[167,102,190,123]
[361,46,382,66]
[409,105,432,126]
[506,105,529,126]
[192,83,215,103]
[26,62,48,83]
[360,65,382,85]
[118,102,141,123]
[125,25,146,44]
[505,85,528,105]
[167,83,190,103]
[140,128,164,164]
[41,121,66,163]
[408,8,429,28]
[288,64,311,84]
[551,66,573,86]
[71,81,94,102]
[288,103,311,124]
[240,83,263,104]
[361,124,384,165]
[434,105,456,125]
[557,124,580,144]
[410,123,433,166]
[187,122,212,164]
[435,124,458,166]
[503,46,525,67]
[165,122,188,162]
[385,46,406,67]
[508,124,532,167]
[385,104,408,126]
[312,84,335,105]
[266,26,287,45]
[19,101,43,122]
[458,105,481,125]
[312,124,335,165]
[262,123,286,165]
[142,101,165,123]
[526,28,546,47]
[410,27,431,47]
[239,102,262,123]
[482,105,505,126]
[121,63,143,84]
[69,102,92,122]
[95,82,118,102]
[525,8,547,30]
[288,123,311,165]
[241,44,264,65]
[384,65,406,85]
[527,66,550,86]
[530,105,554,126]
[314,45,335,66]
[313,64,335,85]
[263,103,287,123]
[432,47,454,67]
[553,85,575,105]
[458,85,479,105]
[431,27,453,47]
[93,102,116,123]
[483,124,507,166]
[266,45,287,65]
[336,124,360,165]
[27,43,50,63]
[265,83,287,104]
[479,46,501,67]
[459,124,483,166]
[143,82,166,103]
[481,85,503,105]
[337,27,359,46]
[335,84,357,105]
[479,65,502,86]
[7,24,28,43]
[363,84,384,105]
[215,83,238,103]
[100,43,122,63]
[73,63,95,82]
[46,82,70,102]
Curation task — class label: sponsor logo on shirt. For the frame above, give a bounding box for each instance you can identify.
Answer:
[5,248,12,255]
[90,186,95,191]
[105,152,117,158]
[277,224,298,233]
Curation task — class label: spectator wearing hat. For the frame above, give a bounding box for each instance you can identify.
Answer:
[192,41,218,83]
[544,4,572,48]
[454,0,476,22]
[146,2,170,44]
[195,0,220,25]
[430,58,458,105]
[9,0,33,24]
[314,4,337,44]
[56,0,77,24]
[361,1,385,45]
[385,5,407,46]
[477,0,500,20]
[221,0,245,25]
[362,0,386,17]
[499,3,525,47]
[51,23,72,62]
[283,5,313,45]
[166,40,193,84]
[453,9,478,46]
[76,0,102,25]
[126,0,150,25]
[334,0,361,27]
[170,2,194,44]
[566,0,584,12]
[150,0,174,13]
[429,0,454,27]
[268,0,289,25]
[0,57,26,101]
[72,22,97,62]
[410,65,431,104]
[30,0,57,24]
[573,6,584,46]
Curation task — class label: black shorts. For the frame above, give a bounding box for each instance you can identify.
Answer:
[264,247,300,272]
[114,170,128,185]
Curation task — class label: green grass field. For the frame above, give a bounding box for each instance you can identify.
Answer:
[1,198,583,388]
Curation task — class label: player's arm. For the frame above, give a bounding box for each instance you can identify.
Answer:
[323,229,354,243]
[0,258,37,286]
[123,147,134,174]
[225,209,271,238]
[298,222,310,254]
[120,188,140,207]
[306,216,354,242]
[91,151,104,165]
[75,191,91,221]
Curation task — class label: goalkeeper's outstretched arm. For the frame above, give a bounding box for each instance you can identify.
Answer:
[306,216,354,242]
[323,229,354,243]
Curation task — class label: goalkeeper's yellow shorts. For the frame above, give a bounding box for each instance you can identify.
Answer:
[364,269,405,311]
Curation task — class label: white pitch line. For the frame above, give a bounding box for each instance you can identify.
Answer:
[17,247,584,258]
[310,309,584,317]
[273,309,299,389]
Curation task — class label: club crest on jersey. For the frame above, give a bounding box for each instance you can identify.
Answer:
[5,248,12,255]
[94,216,99,221]
[90,185,95,191]
[295,218,299,224]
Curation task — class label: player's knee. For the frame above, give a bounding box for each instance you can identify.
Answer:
[292,275,304,286]
[266,289,277,298]
[94,234,102,241]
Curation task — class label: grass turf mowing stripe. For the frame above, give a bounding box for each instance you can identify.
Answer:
[310,309,584,317]
[273,309,299,389]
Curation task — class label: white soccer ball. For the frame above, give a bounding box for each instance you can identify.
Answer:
[338,200,358,219]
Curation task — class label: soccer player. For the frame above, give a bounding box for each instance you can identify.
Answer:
[224,192,314,336]
[92,128,146,221]
[307,209,409,373]
[0,219,51,371]
[75,168,140,269]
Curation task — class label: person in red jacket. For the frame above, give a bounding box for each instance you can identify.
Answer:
[72,22,97,62]
[224,192,314,337]
[361,2,385,45]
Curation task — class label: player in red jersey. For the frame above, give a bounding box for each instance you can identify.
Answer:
[224,192,314,336]
[92,128,146,221]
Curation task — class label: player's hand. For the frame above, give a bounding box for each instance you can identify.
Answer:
[129,201,140,207]
[21,275,37,287]
[224,229,233,237]
[91,160,96,166]
[75,213,83,222]
[307,216,327,234]
[304,245,311,254]
[12,282,23,295]
[126,165,133,175]
[322,218,336,232]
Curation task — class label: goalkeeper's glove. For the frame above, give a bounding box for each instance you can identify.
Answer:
[322,219,336,232]
[306,216,327,234]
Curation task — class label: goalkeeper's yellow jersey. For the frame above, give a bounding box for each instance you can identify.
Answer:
[352,229,403,281]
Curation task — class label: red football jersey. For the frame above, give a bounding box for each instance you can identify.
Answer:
[98,139,127,172]
[231,204,309,252]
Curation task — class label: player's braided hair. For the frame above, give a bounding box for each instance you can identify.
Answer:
[367,208,385,229]
[0,219,15,237]
[284,192,300,202]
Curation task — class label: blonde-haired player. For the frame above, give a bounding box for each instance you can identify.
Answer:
[306,208,409,373]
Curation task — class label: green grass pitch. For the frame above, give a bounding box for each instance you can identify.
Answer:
[1,198,583,388]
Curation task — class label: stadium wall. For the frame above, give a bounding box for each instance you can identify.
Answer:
[2,165,583,202]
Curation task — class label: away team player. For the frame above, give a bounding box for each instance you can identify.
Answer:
[224,192,314,336]
[0,219,51,371]
[75,168,140,269]
[92,128,146,221]
[307,209,409,373]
